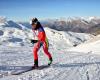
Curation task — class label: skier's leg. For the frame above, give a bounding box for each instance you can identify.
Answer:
[43,42,52,65]
[33,42,41,67]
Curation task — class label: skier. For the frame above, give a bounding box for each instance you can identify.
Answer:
[30,18,53,68]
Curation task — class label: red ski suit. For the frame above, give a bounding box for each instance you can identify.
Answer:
[32,26,52,61]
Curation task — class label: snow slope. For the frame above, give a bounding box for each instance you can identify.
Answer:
[1,18,100,80]
[0,36,100,80]
[0,19,92,48]
[68,35,100,53]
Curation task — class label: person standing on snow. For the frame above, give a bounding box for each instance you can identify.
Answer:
[30,18,53,68]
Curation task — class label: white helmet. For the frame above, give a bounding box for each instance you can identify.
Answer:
[30,18,38,25]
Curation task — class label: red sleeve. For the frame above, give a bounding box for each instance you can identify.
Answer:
[38,32,46,41]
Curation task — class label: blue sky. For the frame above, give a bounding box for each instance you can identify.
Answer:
[0,0,100,21]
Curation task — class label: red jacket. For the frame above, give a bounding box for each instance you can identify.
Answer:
[32,26,46,42]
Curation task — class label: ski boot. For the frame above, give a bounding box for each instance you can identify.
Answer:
[48,58,53,66]
[32,60,38,69]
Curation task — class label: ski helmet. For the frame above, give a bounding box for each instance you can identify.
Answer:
[30,18,38,25]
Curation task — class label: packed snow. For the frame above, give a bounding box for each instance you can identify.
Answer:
[0,18,100,80]
[68,35,100,53]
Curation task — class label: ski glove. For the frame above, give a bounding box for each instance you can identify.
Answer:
[30,39,38,44]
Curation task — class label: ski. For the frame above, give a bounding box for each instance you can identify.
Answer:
[11,65,50,75]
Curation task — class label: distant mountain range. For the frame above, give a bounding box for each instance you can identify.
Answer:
[41,17,100,35]
[0,16,100,35]
[0,16,92,47]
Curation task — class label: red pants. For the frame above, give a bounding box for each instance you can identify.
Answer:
[33,41,52,60]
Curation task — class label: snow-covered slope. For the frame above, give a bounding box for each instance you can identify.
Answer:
[1,18,100,80]
[0,34,100,80]
[68,35,100,53]
[0,18,92,48]
[45,27,93,49]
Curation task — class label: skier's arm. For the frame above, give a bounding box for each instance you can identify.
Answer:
[31,30,39,44]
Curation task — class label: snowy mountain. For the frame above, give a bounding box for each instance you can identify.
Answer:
[42,17,100,34]
[0,16,7,25]
[1,17,100,80]
[18,17,100,35]
[0,17,93,47]
[0,18,32,47]
[68,35,100,53]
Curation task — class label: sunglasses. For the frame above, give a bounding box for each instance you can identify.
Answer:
[32,22,37,25]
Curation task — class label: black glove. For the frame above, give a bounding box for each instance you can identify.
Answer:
[30,39,38,44]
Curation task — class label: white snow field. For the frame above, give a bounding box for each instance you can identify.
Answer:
[0,19,100,80]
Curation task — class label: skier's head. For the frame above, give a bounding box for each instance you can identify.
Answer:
[30,18,41,30]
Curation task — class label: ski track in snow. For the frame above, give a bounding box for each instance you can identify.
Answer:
[0,46,100,80]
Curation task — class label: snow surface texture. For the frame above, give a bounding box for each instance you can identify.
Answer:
[0,19,100,80]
